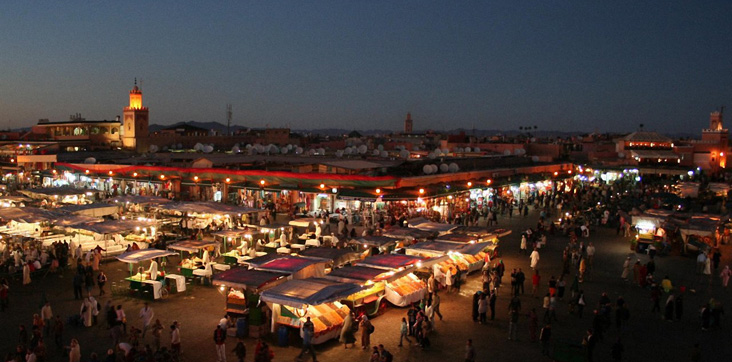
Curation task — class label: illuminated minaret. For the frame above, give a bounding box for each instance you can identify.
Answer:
[122,79,149,152]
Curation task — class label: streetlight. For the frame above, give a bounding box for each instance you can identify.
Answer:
[419,188,425,195]
[375,188,381,194]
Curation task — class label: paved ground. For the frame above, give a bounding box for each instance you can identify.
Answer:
[3,208,732,362]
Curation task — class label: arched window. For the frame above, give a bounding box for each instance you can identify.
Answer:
[90,127,100,135]
[111,128,118,134]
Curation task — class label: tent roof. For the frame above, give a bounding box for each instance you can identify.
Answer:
[407,219,458,233]
[69,219,157,234]
[212,229,255,238]
[107,195,171,205]
[260,277,363,308]
[434,234,477,243]
[324,265,400,283]
[298,247,359,265]
[357,254,423,270]
[381,227,437,240]
[288,218,323,228]
[348,236,400,247]
[255,256,325,274]
[212,269,287,291]
[156,202,260,215]
[20,187,94,198]
[116,249,176,263]
[167,239,217,252]
[0,207,62,223]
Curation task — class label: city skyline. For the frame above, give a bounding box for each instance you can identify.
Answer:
[1,1,731,134]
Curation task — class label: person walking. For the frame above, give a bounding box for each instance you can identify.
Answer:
[583,329,596,362]
[516,268,526,295]
[67,339,81,362]
[477,294,488,324]
[97,271,107,296]
[170,321,181,357]
[41,302,53,337]
[539,324,552,356]
[529,248,540,270]
[233,339,246,362]
[339,312,356,348]
[465,339,475,362]
[214,325,227,362]
[432,292,443,320]
[151,319,164,351]
[72,273,83,300]
[720,265,731,287]
[621,257,631,282]
[139,303,154,339]
[532,270,541,297]
[360,316,373,350]
[489,289,497,321]
[577,290,586,318]
[398,317,411,347]
[297,317,317,361]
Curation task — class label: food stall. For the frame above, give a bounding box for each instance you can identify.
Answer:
[405,241,490,274]
[675,215,722,253]
[297,247,360,271]
[260,278,363,345]
[406,217,458,235]
[248,255,327,280]
[57,203,121,218]
[212,268,288,338]
[632,210,671,252]
[381,227,438,243]
[168,239,218,278]
[347,236,400,257]
[116,249,178,299]
[20,187,97,205]
[356,254,427,307]
[62,219,158,256]
[213,229,255,261]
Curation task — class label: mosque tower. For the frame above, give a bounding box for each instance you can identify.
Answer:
[122,79,149,153]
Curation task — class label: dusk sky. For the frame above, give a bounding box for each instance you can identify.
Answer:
[1,1,731,134]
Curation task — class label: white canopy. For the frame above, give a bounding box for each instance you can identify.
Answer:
[116,249,176,263]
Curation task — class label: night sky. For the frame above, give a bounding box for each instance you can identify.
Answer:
[1,1,731,134]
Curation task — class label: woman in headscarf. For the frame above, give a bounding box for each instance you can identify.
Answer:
[339,311,356,348]
[68,339,81,362]
[80,296,98,327]
[359,315,372,350]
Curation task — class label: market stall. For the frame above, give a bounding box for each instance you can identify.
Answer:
[297,247,360,271]
[116,249,178,299]
[632,210,671,252]
[406,217,458,235]
[57,203,121,218]
[260,278,363,344]
[381,227,437,243]
[323,265,400,316]
[65,219,159,256]
[212,229,255,260]
[347,236,400,256]
[19,187,97,205]
[168,239,219,278]
[248,255,326,280]
[356,254,427,307]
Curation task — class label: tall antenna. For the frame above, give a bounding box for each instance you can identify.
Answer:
[226,104,232,136]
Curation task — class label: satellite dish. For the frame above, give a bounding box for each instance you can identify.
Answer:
[373,149,380,156]
[203,145,214,153]
[441,148,449,155]
[194,143,204,151]
[232,145,240,153]
[245,144,252,149]
[335,150,344,158]
[474,147,481,152]
[531,156,539,162]
[317,148,325,155]
[380,151,388,158]
[399,149,409,159]
[377,144,384,151]
[344,147,353,155]
[430,164,439,174]
[448,163,459,173]
[358,145,368,154]
[440,163,449,173]
[514,149,522,155]
[618,152,625,158]
[428,152,437,160]
[423,165,433,174]
[281,147,288,154]
[148,145,159,153]
[295,147,304,155]
[464,147,471,153]
[503,149,511,156]
[84,157,96,164]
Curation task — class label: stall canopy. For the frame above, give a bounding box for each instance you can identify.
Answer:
[212,269,287,292]
[434,234,477,244]
[20,187,95,198]
[107,195,172,205]
[70,219,157,234]
[407,218,458,234]
[357,254,424,270]
[260,278,363,308]
[288,218,323,228]
[348,236,400,248]
[298,247,360,267]
[116,249,176,263]
[381,227,437,240]
[156,202,260,215]
[452,226,512,238]
[243,254,287,268]
[58,203,121,217]
[0,207,62,223]
[212,229,255,238]
[405,241,469,255]
[253,256,326,279]
[168,239,217,253]
[325,265,414,284]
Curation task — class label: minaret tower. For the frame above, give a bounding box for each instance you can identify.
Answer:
[122,79,149,152]
[404,112,413,133]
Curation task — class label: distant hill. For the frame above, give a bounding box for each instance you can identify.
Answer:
[148,121,248,134]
